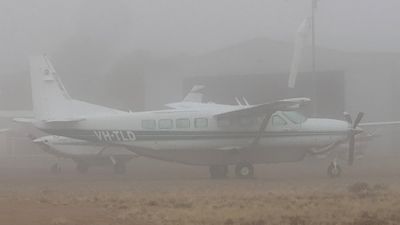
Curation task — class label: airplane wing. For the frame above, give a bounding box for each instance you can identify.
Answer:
[214,98,310,119]
[359,121,400,127]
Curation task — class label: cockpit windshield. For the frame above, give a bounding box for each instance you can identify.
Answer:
[282,111,307,124]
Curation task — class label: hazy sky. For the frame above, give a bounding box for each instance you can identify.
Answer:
[1,0,400,72]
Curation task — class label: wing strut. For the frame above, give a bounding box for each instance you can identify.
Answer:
[248,110,275,150]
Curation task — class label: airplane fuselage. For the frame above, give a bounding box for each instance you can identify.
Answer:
[34,109,350,166]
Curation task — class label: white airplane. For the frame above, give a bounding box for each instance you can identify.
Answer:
[23,55,374,179]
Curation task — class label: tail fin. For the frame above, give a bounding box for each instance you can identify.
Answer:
[165,85,205,109]
[30,55,124,121]
[30,55,75,120]
[182,85,205,102]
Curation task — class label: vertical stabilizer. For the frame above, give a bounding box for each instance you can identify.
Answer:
[183,85,205,102]
[30,55,74,120]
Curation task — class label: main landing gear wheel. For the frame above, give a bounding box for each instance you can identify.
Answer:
[50,163,61,174]
[209,165,228,179]
[113,162,127,175]
[235,163,254,179]
[76,163,89,174]
[327,162,342,178]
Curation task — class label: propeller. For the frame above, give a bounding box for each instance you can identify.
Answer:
[346,112,364,166]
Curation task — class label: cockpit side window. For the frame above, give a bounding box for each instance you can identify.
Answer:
[272,115,287,126]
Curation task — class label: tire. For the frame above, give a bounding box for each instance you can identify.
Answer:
[327,163,342,178]
[235,163,254,179]
[209,165,228,179]
[76,163,89,174]
[113,163,127,175]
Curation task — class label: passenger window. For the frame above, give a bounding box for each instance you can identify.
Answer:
[176,118,190,129]
[142,120,156,129]
[195,118,208,128]
[272,116,287,126]
[159,119,173,129]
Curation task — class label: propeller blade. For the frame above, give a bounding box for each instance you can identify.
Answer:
[347,112,364,166]
[353,112,364,128]
[348,135,355,165]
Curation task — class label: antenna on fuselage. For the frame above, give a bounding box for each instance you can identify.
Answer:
[242,97,250,106]
[235,97,243,106]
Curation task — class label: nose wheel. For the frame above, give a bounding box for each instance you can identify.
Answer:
[327,161,342,178]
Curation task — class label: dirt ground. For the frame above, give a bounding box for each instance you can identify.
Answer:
[1,155,400,225]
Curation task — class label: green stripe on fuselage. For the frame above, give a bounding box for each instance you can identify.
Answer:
[42,129,346,142]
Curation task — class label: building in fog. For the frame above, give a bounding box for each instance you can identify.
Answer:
[143,38,400,154]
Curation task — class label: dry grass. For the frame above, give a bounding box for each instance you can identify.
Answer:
[4,159,400,225]
[18,181,400,225]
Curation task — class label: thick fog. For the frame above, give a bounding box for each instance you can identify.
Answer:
[1,0,400,72]
[0,0,399,147]
[0,0,398,110]
[2,2,400,224]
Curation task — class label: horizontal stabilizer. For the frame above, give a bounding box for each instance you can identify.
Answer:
[13,117,37,124]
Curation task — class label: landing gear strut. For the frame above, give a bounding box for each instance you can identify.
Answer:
[209,165,228,179]
[235,163,254,179]
[327,160,342,178]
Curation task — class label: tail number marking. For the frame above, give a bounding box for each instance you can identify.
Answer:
[93,130,136,142]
